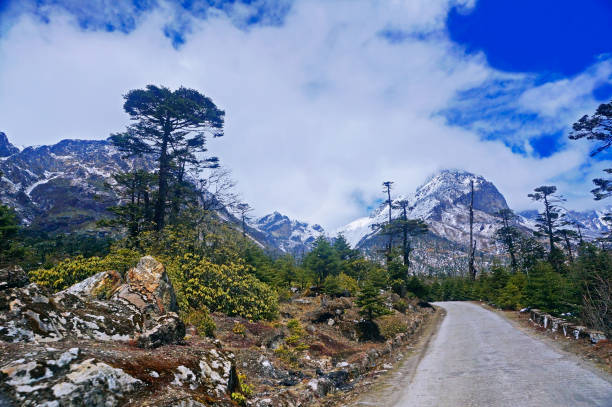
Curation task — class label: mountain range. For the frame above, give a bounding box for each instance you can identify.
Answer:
[0,134,609,271]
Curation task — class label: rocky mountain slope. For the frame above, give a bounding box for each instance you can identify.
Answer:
[251,212,325,256]
[0,135,147,233]
[0,133,321,255]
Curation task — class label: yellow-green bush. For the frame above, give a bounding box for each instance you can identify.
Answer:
[338,272,359,295]
[29,248,140,291]
[377,314,408,339]
[232,322,246,336]
[167,253,278,321]
[181,307,216,337]
[231,392,246,406]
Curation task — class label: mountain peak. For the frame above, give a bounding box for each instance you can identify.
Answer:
[414,169,508,215]
[0,132,19,158]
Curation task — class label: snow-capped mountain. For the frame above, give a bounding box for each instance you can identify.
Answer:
[0,132,19,157]
[338,169,610,274]
[0,133,323,255]
[252,212,325,256]
[0,136,154,232]
[518,208,611,239]
[339,169,510,251]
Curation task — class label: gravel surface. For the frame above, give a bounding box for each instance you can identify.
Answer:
[395,302,612,407]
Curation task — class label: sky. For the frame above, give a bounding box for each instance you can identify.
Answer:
[0,0,610,230]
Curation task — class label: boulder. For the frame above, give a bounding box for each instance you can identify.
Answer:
[0,256,184,348]
[0,283,144,343]
[0,347,142,407]
[125,256,178,315]
[63,270,122,299]
[0,265,28,290]
[325,370,350,389]
[137,313,185,349]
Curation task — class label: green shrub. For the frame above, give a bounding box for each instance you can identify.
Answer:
[338,273,359,295]
[167,253,278,321]
[231,392,246,406]
[496,283,523,310]
[181,308,216,337]
[232,322,246,336]
[392,298,409,313]
[29,248,140,291]
[377,314,408,339]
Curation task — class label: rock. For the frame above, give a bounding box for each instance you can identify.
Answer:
[586,330,607,344]
[0,265,28,290]
[125,256,178,315]
[265,333,285,350]
[168,399,208,407]
[307,378,333,397]
[136,313,185,349]
[308,298,351,324]
[325,370,350,389]
[254,398,274,407]
[327,318,335,326]
[63,270,121,299]
[0,348,141,406]
[0,256,184,348]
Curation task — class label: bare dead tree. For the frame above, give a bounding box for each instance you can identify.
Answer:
[382,181,394,263]
[236,202,253,238]
[468,180,477,280]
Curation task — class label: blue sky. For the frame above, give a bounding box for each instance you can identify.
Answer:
[0,0,610,228]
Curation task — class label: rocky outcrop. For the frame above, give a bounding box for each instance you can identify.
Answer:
[0,131,19,157]
[0,265,29,290]
[0,347,142,406]
[0,344,238,407]
[528,309,607,344]
[0,256,184,348]
[123,256,178,315]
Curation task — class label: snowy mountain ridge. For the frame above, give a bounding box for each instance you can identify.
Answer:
[337,169,511,250]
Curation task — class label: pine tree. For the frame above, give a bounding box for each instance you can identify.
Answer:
[382,181,394,262]
[303,236,340,285]
[236,203,252,238]
[332,233,356,261]
[528,186,566,268]
[392,200,428,269]
[468,179,477,280]
[357,268,389,321]
[110,85,224,231]
[0,204,24,266]
[102,170,156,239]
[569,100,612,242]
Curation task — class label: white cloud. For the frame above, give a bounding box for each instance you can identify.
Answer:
[0,0,607,229]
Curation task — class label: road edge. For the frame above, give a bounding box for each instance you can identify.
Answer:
[342,305,446,406]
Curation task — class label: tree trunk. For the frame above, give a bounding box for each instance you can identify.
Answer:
[469,180,476,280]
[385,184,393,263]
[154,133,170,231]
[543,194,554,253]
[563,232,573,263]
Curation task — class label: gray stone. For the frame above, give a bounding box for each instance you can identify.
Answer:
[0,265,28,290]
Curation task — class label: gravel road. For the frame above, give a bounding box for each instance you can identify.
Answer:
[394,301,612,407]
